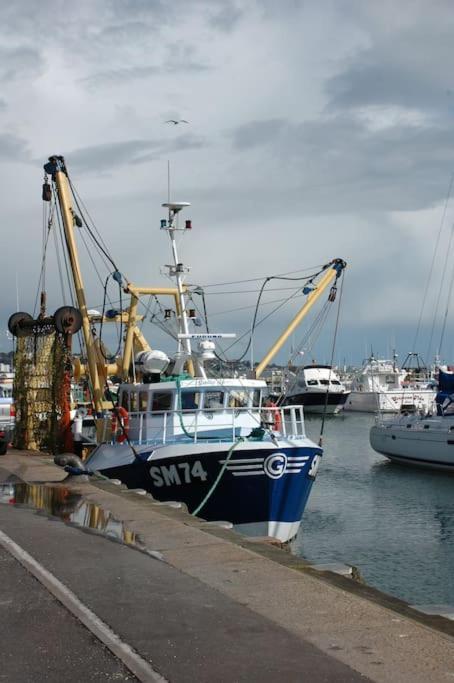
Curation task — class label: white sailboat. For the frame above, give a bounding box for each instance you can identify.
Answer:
[370,368,454,470]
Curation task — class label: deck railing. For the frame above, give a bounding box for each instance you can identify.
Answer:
[101,405,305,445]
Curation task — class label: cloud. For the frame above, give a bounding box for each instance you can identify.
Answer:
[325,7,454,120]
[231,119,286,149]
[0,46,44,82]
[209,3,243,31]
[66,134,207,172]
[82,43,210,88]
[229,114,454,213]
[0,133,30,162]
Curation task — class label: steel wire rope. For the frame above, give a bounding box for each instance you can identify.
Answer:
[195,265,325,289]
[426,222,454,361]
[277,301,332,403]
[412,173,454,352]
[77,228,122,355]
[318,272,345,446]
[214,266,329,364]
[33,200,55,317]
[438,255,454,358]
[68,178,120,273]
[98,274,124,362]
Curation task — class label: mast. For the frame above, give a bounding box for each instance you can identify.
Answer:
[161,202,194,373]
[43,156,104,413]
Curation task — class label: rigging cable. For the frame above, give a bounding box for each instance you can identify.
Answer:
[412,173,454,352]
[426,222,454,361]
[214,264,330,364]
[318,272,345,447]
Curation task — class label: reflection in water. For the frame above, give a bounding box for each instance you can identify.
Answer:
[295,413,454,605]
[0,483,136,546]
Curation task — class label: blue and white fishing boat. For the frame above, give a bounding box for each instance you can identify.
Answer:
[85,200,344,542]
[24,156,346,543]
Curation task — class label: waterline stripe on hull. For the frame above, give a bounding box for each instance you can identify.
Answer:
[380,450,454,469]
[234,520,301,542]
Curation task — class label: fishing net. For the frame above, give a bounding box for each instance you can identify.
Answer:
[13,328,70,453]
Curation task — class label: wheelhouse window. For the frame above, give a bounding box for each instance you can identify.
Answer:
[252,390,261,408]
[129,391,138,412]
[228,390,248,408]
[330,380,341,385]
[180,391,201,410]
[151,392,173,412]
[203,391,225,411]
[307,379,318,386]
[120,391,129,411]
[319,379,329,386]
[139,391,149,411]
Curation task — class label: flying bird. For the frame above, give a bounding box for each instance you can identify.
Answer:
[165,119,189,125]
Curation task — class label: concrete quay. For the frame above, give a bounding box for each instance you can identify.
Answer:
[1,451,454,682]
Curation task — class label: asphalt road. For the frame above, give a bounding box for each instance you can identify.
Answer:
[0,544,136,681]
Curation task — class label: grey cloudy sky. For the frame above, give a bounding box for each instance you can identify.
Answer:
[1,0,454,365]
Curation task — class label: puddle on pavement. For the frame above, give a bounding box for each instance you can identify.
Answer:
[0,482,137,546]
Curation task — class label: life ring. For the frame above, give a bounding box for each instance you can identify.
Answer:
[263,402,282,432]
[273,409,282,432]
[111,406,129,443]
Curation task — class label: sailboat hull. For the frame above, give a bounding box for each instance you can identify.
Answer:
[370,419,454,471]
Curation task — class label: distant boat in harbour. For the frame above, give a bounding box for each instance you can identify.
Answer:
[283,365,350,414]
[343,355,435,413]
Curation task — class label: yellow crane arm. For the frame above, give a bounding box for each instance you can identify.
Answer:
[254,259,346,379]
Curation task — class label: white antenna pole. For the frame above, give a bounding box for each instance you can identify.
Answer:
[167,209,192,359]
[167,160,170,203]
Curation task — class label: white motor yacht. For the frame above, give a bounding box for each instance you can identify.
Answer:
[284,365,350,414]
[344,355,435,413]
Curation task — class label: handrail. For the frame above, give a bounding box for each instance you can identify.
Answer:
[104,404,306,445]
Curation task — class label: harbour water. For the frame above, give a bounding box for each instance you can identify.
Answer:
[296,413,454,606]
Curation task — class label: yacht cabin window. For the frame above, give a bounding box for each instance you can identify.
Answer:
[319,379,329,386]
[307,379,318,386]
[330,380,341,385]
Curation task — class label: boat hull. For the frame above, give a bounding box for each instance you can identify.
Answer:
[345,390,434,413]
[86,439,321,542]
[285,391,349,415]
[370,420,454,471]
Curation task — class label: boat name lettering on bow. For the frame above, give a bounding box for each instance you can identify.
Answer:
[149,461,208,487]
[308,454,321,479]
